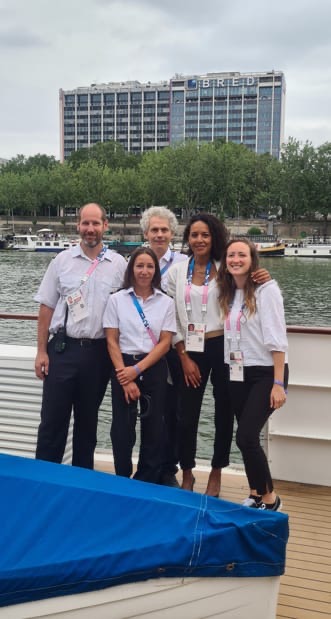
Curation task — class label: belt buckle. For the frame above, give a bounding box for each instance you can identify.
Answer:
[133,353,140,360]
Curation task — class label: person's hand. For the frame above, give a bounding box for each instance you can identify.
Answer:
[123,381,140,403]
[116,365,139,385]
[35,351,49,380]
[251,268,271,284]
[180,354,202,388]
[270,384,287,409]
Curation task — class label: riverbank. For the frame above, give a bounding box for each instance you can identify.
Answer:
[1,215,330,244]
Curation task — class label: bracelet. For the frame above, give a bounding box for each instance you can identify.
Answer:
[133,364,141,376]
[180,349,187,355]
[273,379,284,387]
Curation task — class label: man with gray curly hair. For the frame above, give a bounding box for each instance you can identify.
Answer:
[140,206,187,291]
[140,206,187,487]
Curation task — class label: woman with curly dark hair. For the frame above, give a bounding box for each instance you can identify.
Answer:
[167,213,270,495]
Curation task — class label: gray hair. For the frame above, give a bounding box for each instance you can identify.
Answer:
[140,206,178,235]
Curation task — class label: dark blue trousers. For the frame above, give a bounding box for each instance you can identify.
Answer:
[110,355,168,484]
[36,336,112,469]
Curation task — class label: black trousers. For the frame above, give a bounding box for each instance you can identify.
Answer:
[227,364,289,495]
[178,336,234,471]
[36,336,112,469]
[110,355,168,484]
[161,347,183,476]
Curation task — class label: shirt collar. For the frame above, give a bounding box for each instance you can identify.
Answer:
[160,247,173,263]
[72,243,114,261]
[126,286,163,298]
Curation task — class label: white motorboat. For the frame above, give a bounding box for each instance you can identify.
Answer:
[10,231,79,252]
[285,237,331,257]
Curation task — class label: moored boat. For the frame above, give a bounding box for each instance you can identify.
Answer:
[233,235,285,257]
[10,232,79,253]
[285,237,331,257]
[104,239,143,256]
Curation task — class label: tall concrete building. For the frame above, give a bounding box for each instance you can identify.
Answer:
[60,70,285,161]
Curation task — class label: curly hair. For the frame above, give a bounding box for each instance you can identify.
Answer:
[140,206,178,235]
[182,213,229,261]
[123,247,162,290]
[218,239,260,317]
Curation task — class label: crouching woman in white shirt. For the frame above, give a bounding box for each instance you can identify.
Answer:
[218,239,289,511]
[103,247,176,484]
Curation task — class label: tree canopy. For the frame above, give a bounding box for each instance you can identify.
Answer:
[0,139,330,231]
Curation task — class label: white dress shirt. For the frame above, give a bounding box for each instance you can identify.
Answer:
[34,245,127,339]
[103,287,176,354]
[159,248,188,291]
[224,281,288,366]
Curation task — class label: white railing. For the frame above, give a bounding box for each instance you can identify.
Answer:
[0,316,330,486]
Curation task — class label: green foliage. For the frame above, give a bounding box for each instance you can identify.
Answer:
[248,226,262,235]
[0,139,330,224]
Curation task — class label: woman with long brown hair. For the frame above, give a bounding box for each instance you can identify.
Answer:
[218,239,288,510]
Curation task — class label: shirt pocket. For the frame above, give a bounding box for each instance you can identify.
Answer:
[58,273,82,297]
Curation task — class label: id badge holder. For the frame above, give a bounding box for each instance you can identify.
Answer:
[229,350,244,382]
[185,322,206,352]
[66,289,89,323]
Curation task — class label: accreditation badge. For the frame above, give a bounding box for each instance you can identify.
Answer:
[185,322,206,352]
[66,289,89,323]
[229,350,244,382]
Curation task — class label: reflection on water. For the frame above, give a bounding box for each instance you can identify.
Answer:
[1,252,330,462]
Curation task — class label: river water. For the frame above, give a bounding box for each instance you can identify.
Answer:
[1,252,330,462]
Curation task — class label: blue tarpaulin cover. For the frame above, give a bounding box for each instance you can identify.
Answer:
[0,454,289,607]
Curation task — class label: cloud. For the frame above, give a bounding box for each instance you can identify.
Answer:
[1,0,331,158]
[0,29,47,49]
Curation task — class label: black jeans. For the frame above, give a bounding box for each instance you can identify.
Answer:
[227,364,289,495]
[110,355,168,484]
[178,336,234,470]
[36,336,112,469]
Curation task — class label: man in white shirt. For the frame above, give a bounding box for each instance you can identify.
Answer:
[34,203,127,469]
[140,206,187,487]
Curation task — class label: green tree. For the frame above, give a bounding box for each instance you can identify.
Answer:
[310,142,331,236]
[279,138,315,222]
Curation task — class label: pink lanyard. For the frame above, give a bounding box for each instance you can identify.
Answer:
[185,258,211,314]
[225,303,245,348]
[81,245,107,284]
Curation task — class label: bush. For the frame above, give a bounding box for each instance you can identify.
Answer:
[248,226,262,235]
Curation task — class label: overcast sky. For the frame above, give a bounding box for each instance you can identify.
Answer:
[1,0,330,160]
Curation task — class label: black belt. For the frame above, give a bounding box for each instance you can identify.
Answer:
[122,353,147,362]
[65,336,106,347]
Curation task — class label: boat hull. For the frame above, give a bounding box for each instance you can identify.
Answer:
[285,244,331,257]
[1,575,280,619]
[257,244,285,257]
[0,454,288,614]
